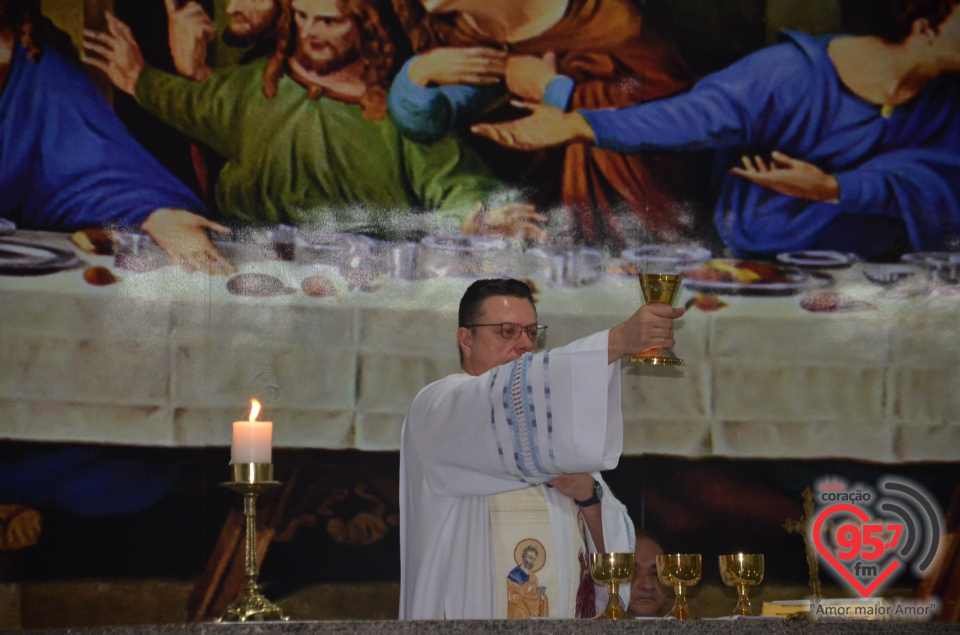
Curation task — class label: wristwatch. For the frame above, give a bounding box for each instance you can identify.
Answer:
[576,479,604,507]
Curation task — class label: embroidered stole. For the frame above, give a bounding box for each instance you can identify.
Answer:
[489,486,583,618]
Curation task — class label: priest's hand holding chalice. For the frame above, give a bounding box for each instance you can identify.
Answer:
[629,271,685,365]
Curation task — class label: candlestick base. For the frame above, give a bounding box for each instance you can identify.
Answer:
[218,462,288,622]
[218,581,288,623]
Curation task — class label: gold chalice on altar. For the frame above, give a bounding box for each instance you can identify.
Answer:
[589,552,635,619]
[657,553,701,620]
[628,273,684,365]
[719,553,764,616]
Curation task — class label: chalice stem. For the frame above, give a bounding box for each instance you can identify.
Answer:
[599,581,627,619]
[735,584,752,616]
[672,584,693,620]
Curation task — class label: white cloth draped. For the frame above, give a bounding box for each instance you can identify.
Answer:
[399,330,636,619]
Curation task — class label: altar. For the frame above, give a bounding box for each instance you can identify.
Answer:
[16,618,960,635]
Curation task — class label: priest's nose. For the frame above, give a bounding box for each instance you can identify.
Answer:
[516,331,537,354]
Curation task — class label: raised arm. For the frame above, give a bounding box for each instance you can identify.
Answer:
[407,331,622,498]
[473,43,803,153]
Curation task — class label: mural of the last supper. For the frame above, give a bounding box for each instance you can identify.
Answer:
[0,0,958,627]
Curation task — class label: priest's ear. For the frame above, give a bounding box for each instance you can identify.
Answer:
[457,326,475,360]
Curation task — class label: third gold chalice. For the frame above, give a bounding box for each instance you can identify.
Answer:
[719,553,764,616]
[628,272,684,365]
[589,552,634,619]
[657,553,701,620]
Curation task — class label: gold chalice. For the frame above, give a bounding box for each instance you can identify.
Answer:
[589,552,635,619]
[656,553,701,620]
[719,553,764,616]
[628,273,684,365]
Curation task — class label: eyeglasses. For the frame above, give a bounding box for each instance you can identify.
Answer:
[465,322,548,341]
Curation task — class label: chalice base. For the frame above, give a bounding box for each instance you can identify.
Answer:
[733,593,753,616]
[594,586,630,620]
[668,593,696,620]
[628,348,684,366]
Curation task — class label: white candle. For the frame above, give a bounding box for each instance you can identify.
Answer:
[231,399,272,464]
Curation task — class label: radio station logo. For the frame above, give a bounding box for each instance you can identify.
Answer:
[811,475,944,599]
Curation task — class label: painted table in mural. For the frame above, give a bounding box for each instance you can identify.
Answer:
[0,231,957,462]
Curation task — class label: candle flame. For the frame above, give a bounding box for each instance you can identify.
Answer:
[249,399,261,422]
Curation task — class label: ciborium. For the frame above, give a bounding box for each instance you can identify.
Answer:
[589,552,635,619]
[218,463,288,622]
[628,273,684,365]
[657,553,701,620]
[719,553,764,616]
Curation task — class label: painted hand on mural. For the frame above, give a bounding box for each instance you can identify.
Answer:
[730,151,841,203]
[460,203,548,243]
[82,12,146,96]
[471,102,595,150]
[505,52,558,103]
[164,0,215,81]
[408,46,506,87]
[142,209,235,275]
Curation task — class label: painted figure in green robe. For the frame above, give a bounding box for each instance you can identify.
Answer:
[84,0,545,272]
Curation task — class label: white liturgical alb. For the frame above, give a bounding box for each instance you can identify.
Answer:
[399,330,635,619]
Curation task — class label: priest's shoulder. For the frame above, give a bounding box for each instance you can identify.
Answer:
[409,372,474,407]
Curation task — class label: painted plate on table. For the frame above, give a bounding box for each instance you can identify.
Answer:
[0,238,81,275]
[681,259,828,296]
[776,250,859,269]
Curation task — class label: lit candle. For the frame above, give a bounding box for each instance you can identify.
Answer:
[231,399,273,464]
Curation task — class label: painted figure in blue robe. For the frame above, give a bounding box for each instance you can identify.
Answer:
[0,1,233,274]
[0,1,188,517]
[471,0,960,261]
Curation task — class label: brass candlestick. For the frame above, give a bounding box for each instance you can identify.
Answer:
[218,463,288,622]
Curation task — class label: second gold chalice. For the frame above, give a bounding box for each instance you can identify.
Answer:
[657,553,701,620]
[589,552,634,619]
[719,553,764,616]
[628,272,684,365]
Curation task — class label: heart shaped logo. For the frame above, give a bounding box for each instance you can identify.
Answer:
[812,503,901,597]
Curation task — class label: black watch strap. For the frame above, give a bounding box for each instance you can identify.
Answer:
[576,480,603,507]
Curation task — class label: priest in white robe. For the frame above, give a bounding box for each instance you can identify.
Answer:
[400,278,684,619]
